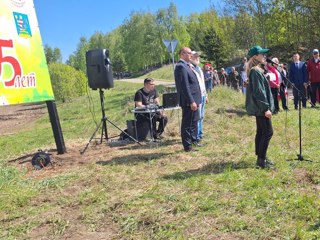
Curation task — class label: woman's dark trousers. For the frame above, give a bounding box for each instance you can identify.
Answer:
[255,116,273,160]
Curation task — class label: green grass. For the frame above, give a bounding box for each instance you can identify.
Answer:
[1,79,320,239]
[0,81,139,159]
[140,64,175,82]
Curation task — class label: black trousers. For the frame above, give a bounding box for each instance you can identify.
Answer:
[152,113,168,136]
[255,116,273,159]
[310,82,320,106]
[293,84,307,108]
[181,106,200,150]
[279,83,288,110]
[271,88,279,112]
[135,113,168,138]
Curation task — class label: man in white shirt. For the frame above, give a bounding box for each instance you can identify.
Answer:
[190,51,208,143]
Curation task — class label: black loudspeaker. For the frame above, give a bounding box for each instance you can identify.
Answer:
[162,92,179,108]
[136,120,151,141]
[127,119,151,141]
[126,120,137,139]
[86,49,113,90]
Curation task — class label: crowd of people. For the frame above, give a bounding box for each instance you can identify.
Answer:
[245,46,320,169]
[198,58,248,94]
[198,48,320,113]
[132,45,320,169]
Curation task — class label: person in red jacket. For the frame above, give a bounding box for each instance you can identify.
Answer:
[265,62,280,113]
[307,49,320,107]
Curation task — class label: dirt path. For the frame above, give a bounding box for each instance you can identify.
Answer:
[117,78,174,86]
[0,102,47,136]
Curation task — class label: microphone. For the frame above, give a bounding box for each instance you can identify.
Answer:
[266,58,279,66]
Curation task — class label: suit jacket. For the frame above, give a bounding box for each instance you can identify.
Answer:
[289,61,307,86]
[174,60,201,107]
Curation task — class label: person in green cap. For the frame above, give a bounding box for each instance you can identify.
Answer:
[245,45,275,169]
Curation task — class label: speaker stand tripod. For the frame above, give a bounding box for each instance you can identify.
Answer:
[81,89,141,155]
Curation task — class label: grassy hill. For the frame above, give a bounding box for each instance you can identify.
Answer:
[140,64,175,82]
[1,77,320,239]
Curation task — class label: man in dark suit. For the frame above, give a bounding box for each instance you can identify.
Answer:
[174,47,202,152]
[289,53,308,109]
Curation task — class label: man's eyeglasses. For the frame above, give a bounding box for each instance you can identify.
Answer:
[313,52,319,55]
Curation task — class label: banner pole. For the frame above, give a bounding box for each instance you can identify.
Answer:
[46,100,66,154]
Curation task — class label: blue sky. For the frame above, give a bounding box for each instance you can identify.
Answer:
[33,0,222,62]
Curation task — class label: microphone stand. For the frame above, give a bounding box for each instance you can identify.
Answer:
[271,63,314,164]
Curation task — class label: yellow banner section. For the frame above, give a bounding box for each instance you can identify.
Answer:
[0,0,54,106]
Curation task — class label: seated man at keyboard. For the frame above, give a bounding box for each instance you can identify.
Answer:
[134,78,168,139]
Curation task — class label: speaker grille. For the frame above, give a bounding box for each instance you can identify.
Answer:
[162,92,179,108]
[86,49,114,89]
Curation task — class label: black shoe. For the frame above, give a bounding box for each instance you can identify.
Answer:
[185,148,198,152]
[265,161,275,169]
[295,106,298,110]
[256,157,266,168]
[256,157,274,169]
[193,142,204,147]
[153,134,164,140]
[256,162,274,169]
[266,158,275,166]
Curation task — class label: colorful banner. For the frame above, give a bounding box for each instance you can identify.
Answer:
[0,0,54,106]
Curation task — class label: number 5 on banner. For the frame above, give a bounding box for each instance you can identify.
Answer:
[0,39,22,87]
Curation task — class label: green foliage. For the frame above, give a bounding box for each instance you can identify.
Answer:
[156,3,190,48]
[186,10,231,67]
[48,63,87,102]
[199,26,227,68]
[88,31,106,49]
[44,44,62,64]
[121,12,166,72]
[232,11,258,49]
[67,36,89,72]
[105,28,127,72]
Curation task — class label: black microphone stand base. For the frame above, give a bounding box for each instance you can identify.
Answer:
[295,154,313,162]
[287,154,314,168]
[297,154,304,161]
[289,154,314,168]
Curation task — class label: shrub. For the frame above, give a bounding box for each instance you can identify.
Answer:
[49,63,87,102]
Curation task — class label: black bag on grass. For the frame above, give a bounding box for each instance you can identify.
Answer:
[31,150,51,169]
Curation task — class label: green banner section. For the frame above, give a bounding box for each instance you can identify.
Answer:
[0,0,54,106]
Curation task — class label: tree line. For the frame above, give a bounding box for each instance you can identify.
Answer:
[45,0,320,101]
